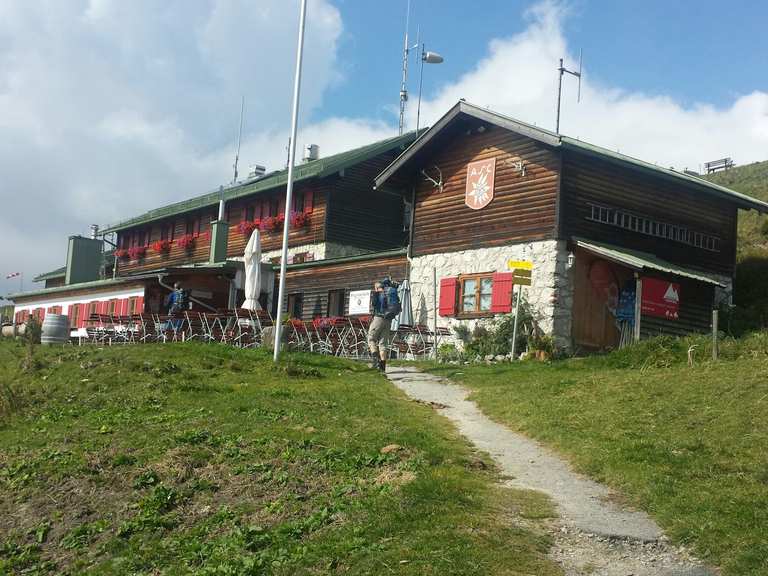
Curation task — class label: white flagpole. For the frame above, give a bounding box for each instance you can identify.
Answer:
[273,0,308,362]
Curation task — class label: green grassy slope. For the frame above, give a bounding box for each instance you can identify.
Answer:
[704,160,768,256]
[0,342,560,575]
[423,332,768,576]
[704,161,768,329]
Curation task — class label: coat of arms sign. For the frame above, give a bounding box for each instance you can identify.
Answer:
[465,157,496,210]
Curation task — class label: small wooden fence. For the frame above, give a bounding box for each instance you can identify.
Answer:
[74,310,450,360]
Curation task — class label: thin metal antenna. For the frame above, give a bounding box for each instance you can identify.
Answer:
[398,0,419,135]
[398,0,412,135]
[577,48,583,103]
[232,96,245,184]
[555,51,583,134]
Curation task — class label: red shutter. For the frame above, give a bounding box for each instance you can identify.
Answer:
[135,296,144,314]
[118,299,128,316]
[490,272,514,314]
[79,303,89,328]
[303,190,313,214]
[38,308,45,322]
[438,278,458,317]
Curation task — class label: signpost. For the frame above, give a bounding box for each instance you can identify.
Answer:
[507,260,534,359]
[348,289,371,316]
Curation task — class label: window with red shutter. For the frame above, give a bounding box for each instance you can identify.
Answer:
[490,272,514,314]
[438,278,458,317]
[135,296,144,315]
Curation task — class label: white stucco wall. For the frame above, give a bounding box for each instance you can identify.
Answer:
[408,240,573,350]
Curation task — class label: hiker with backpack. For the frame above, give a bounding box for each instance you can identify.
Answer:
[368,278,401,372]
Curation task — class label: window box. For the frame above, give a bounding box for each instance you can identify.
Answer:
[177,234,196,250]
[127,245,147,260]
[151,239,172,254]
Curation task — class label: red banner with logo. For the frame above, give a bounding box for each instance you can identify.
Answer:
[641,277,680,320]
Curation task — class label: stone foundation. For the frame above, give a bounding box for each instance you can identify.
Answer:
[408,240,573,351]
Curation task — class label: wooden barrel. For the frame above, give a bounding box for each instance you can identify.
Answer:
[41,314,70,345]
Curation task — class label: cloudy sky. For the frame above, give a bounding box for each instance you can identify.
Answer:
[1,0,767,300]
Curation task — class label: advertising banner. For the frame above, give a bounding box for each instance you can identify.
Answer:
[641,277,680,320]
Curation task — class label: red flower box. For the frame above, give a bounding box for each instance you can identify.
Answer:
[291,211,310,228]
[151,239,172,254]
[238,219,260,236]
[260,216,283,233]
[127,246,147,260]
[177,234,196,250]
[115,248,129,260]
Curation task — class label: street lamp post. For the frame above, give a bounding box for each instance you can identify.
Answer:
[416,45,443,133]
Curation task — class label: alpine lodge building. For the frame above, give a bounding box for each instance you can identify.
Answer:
[9,101,768,353]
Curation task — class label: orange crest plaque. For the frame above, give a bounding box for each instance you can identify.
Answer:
[465,157,496,210]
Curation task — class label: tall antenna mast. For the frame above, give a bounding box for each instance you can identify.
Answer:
[555,49,582,134]
[398,0,418,135]
[232,96,245,183]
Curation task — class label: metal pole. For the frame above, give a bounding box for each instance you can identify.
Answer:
[398,0,412,135]
[416,45,425,133]
[555,58,563,134]
[273,0,308,362]
[633,274,642,343]
[712,309,719,361]
[511,284,521,359]
[432,266,437,359]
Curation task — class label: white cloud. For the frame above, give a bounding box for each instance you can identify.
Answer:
[413,1,768,172]
[1,0,767,301]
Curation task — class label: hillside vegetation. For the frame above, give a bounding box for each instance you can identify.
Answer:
[704,159,768,256]
[0,342,559,575]
[425,332,768,576]
[704,161,768,330]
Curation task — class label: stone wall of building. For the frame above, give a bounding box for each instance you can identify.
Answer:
[408,240,573,351]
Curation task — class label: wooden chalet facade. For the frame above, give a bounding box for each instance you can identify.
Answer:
[10,100,767,352]
[375,101,768,351]
[10,134,416,333]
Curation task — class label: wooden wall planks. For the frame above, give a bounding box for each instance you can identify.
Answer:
[281,255,407,320]
[409,125,560,256]
[561,152,738,275]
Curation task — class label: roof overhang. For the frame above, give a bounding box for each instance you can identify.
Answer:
[572,237,726,287]
[374,100,559,189]
[374,100,768,214]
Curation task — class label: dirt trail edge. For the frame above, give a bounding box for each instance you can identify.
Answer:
[386,366,715,576]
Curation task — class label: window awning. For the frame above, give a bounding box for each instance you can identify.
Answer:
[571,237,726,287]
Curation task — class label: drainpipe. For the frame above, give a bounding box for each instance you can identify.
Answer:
[157,274,217,312]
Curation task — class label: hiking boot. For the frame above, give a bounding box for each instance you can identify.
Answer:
[378,360,387,373]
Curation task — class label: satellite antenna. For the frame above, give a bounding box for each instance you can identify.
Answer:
[232,96,245,184]
[555,49,582,134]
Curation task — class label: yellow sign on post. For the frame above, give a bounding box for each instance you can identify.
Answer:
[508,260,533,286]
[506,260,535,360]
[507,260,533,270]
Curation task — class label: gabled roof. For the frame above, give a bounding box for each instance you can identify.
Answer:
[102,131,421,234]
[374,100,768,213]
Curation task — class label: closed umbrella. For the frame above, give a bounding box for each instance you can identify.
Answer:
[392,279,413,330]
[242,229,262,310]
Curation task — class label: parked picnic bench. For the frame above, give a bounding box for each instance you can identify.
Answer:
[704,158,733,173]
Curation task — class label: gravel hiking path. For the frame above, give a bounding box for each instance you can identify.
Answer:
[386,366,715,576]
